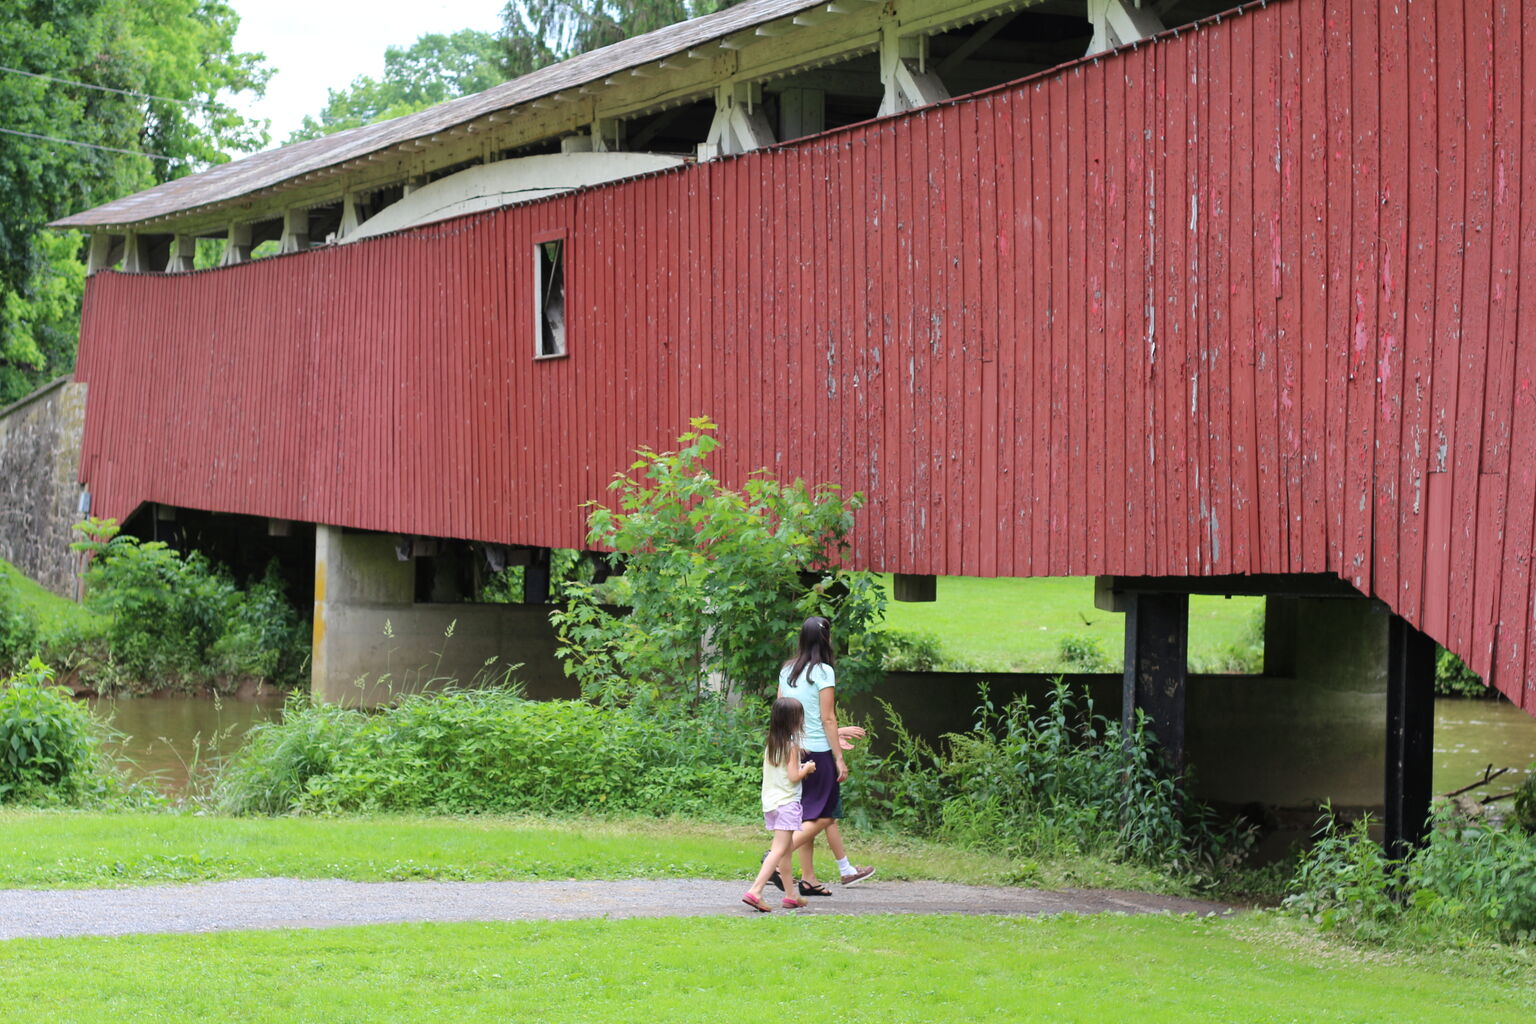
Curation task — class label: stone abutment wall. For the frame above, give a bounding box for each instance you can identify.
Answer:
[0,377,86,596]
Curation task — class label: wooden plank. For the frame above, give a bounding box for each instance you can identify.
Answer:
[1323,0,1354,580]
[952,104,977,576]
[1162,34,1191,575]
[1081,65,1107,575]
[1372,0,1409,609]
[1273,0,1303,572]
[880,123,902,569]
[1297,0,1329,572]
[1118,46,1147,577]
[1228,11,1261,575]
[1397,0,1440,627]
[976,96,1003,577]
[1066,66,1089,576]
[904,114,929,569]
[1504,0,1536,710]
[1030,81,1053,576]
[1424,0,1468,638]
[1099,60,1125,576]
[1008,90,1036,577]
[1047,77,1070,577]
[940,106,965,575]
[1248,9,1283,575]
[1449,0,1496,657]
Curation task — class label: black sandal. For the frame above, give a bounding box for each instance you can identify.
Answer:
[762,852,786,892]
[797,880,833,897]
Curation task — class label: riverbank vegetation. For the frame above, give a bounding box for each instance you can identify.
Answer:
[0,913,1530,1024]
[0,519,308,694]
[1286,805,1536,947]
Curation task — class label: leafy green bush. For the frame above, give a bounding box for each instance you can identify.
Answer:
[0,573,39,673]
[1286,805,1536,945]
[73,523,309,692]
[880,629,946,672]
[1407,815,1536,940]
[215,687,759,818]
[0,658,98,803]
[1515,771,1536,834]
[845,681,1236,873]
[1434,647,1486,697]
[553,418,888,705]
[1283,813,1399,939]
[1056,632,1112,671]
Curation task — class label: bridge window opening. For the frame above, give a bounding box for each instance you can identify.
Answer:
[500,135,565,160]
[306,201,344,244]
[426,156,483,185]
[621,97,717,154]
[763,52,883,141]
[924,9,1090,97]
[244,217,283,260]
[534,238,567,358]
[1186,594,1267,675]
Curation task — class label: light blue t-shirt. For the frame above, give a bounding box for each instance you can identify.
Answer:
[778,662,835,753]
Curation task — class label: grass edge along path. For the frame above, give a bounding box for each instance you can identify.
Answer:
[0,811,1177,894]
[0,914,1530,1023]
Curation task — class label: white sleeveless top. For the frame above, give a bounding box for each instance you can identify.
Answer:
[761,750,801,812]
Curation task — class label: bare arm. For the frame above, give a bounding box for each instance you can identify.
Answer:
[819,686,847,782]
[787,744,815,782]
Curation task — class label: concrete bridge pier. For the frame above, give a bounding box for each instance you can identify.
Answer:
[311,525,574,706]
[1100,575,1438,852]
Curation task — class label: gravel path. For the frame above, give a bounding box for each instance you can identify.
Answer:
[0,879,1230,940]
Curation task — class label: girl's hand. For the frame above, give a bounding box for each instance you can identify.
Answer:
[801,760,816,774]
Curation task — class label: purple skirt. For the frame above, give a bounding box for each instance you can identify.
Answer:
[799,749,840,821]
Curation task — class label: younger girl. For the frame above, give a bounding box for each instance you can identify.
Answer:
[742,698,817,912]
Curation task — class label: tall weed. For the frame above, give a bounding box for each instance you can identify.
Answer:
[1286,804,1536,945]
[849,680,1237,873]
[215,688,759,818]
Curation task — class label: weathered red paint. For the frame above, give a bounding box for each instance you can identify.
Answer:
[73,0,1536,712]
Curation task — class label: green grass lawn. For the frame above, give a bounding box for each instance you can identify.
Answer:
[880,575,1263,672]
[0,556,98,635]
[1,913,1528,1023]
[0,811,1174,894]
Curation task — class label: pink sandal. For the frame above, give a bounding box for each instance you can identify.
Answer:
[741,892,773,913]
[781,896,808,909]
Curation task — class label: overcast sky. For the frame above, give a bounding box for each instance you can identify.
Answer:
[229,0,507,147]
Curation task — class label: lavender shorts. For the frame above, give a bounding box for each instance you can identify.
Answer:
[764,800,804,832]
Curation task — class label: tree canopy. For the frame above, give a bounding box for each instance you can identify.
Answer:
[0,0,270,406]
[287,30,508,143]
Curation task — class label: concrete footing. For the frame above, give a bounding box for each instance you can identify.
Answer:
[311,525,574,706]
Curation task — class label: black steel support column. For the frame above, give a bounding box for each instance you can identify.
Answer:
[1121,592,1189,771]
[523,547,552,604]
[1384,614,1436,859]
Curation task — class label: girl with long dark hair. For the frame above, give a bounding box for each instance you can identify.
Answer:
[774,615,875,894]
[741,697,816,912]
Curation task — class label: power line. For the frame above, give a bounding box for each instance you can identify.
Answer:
[0,63,203,109]
[0,125,177,162]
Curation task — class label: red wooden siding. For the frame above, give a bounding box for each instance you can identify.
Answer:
[74,0,1536,712]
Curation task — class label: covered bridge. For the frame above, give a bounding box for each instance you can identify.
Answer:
[44,0,1536,846]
